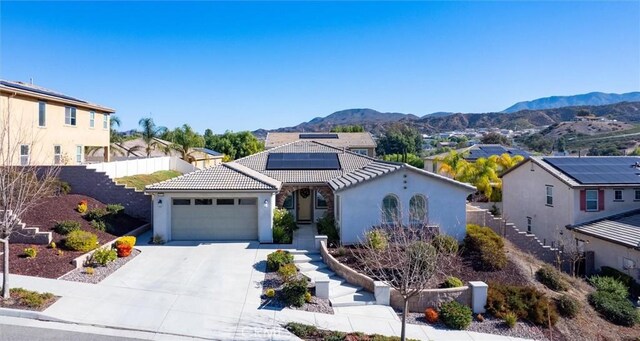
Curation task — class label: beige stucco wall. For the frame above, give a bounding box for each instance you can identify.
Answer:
[1,93,110,165]
[574,231,640,281]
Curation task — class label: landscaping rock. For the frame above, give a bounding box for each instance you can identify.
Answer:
[60,249,140,284]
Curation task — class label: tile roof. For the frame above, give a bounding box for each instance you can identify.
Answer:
[265,132,376,149]
[569,209,640,249]
[145,162,281,192]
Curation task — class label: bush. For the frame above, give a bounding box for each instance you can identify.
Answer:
[503,312,517,328]
[304,291,312,303]
[116,243,132,257]
[589,276,628,298]
[439,300,472,330]
[278,263,298,283]
[84,267,95,275]
[282,278,308,307]
[536,265,568,291]
[266,250,293,271]
[49,241,57,249]
[65,230,98,252]
[273,208,296,232]
[432,234,459,254]
[442,277,464,288]
[54,220,81,235]
[10,288,54,308]
[265,288,276,298]
[406,241,436,272]
[285,322,317,338]
[464,224,507,271]
[589,290,639,326]
[424,307,439,323]
[150,234,165,245]
[90,219,108,232]
[85,208,107,221]
[366,229,388,251]
[115,236,136,248]
[556,294,580,318]
[52,180,71,195]
[106,203,124,215]
[273,225,292,244]
[486,283,558,327]
[77,200,88,213]
[23,247,37,258]
[316,214,339,245]
[90,248,117,266]
[599,266,640,297]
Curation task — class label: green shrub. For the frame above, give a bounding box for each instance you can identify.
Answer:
[588,290,639,326]
[316,214,339,245]
[278,263,298,283]
[282,278,308,307]
[266,250,293,271]
[366,229,388,251]
[65,230,98,252]
[432,234,459,254]
[439,300,473,330]
[406,241,437,273]
[503,312,517,328]
[486,283,558,327]
[23,247,37,258]
[54,220,81,235]
[464,224,507,271]
[536,265,568,291]
[556,294,580,318]
[284,322,317,338]
[265,288,276,298]
[90,219,109,232]
[273,208,296,232]
[599,266,640,297]
[442,276,464,288]
[85,208,108,221]
[589,276,628,298]
[52,180,71,195]
[273,226,292,244]
[90,248,117,266]
[106,203,124,215]
[10,288,55,308]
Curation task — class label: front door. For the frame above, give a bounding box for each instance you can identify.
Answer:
[296,189,313,222]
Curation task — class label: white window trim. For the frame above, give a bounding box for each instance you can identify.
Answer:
[20,144,29,166]
[65,107,77,126]
[613,189,624,202]
[545,185,553,206]
[76,145,83,165]
[635,189,640,202]
[382,194,400,224]
[350,148,369,156]
[585,189,599,212]
[54,145,62,165]
[315,191,328,209]
[38,101,46,127]
[409,194,428,224]
[103,114,108,129]
[89,111,95,128]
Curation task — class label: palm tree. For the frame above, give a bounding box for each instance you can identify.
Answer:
[86,115,141,160]
[464,157,500,199]
[489,153,525,172]
[167,124,205,163]
[435,151,469,179]
[138,117,167,157]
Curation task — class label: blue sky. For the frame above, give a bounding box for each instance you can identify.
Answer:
[2,1,639,133]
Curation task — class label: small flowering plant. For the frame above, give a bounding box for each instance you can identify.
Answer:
[77,200,88,213]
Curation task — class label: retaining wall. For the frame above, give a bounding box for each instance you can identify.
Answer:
[86,156,196,179]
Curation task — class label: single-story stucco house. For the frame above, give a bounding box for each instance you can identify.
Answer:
[146,140,475,244]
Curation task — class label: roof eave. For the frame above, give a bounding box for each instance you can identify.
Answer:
[0,86,116,113]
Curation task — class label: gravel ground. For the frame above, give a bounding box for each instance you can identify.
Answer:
[59,249,141,284]
[261,271,334,314]
[404,312,549,340]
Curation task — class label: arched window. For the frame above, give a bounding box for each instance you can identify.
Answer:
[409,194,427,224]
[382,194,400,224]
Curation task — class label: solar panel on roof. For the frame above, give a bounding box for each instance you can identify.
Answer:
[266,152,341,170]
[299,133,339,139]
[544,157,640,185]
[0,81,87,103]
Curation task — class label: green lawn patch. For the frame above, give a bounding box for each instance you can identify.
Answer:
[116,170,182,191]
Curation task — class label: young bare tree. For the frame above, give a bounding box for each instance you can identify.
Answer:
[0,97,58,298]
[353,219,452,341]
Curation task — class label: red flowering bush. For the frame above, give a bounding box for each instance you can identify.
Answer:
[424,307,439,323]
[116,243,132,257]
[77,200,88,213]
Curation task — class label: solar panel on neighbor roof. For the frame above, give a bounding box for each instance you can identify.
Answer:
[298,133,339,139]
[0,81,87,103]
[266,152,341,170]
[544,157,640,184]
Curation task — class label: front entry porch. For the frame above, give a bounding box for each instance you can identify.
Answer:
[276,185,334,223]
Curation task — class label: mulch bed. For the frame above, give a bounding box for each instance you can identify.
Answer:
[0,290,59,312]
[261,271,334,314]
[1,194,145,279]
[60,249,141,284]
[328,246,530,287]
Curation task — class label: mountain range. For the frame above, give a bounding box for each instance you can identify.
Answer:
[253,92,640,137]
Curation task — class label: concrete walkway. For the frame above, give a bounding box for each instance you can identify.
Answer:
[0,232,532,341]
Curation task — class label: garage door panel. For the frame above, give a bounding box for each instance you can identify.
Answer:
[171,199,258,241]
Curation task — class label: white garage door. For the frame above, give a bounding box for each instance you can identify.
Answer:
[171,198,258,240]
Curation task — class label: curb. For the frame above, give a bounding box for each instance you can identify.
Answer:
[0,307,71,324]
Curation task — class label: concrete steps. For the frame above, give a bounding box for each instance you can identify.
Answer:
[2,210,52,245]
[293,253,322,264]
[330,290,377,307]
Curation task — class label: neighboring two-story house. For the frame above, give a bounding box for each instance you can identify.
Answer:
[265,132,377,157]
[502,156,640,278]
[0,80,114,165]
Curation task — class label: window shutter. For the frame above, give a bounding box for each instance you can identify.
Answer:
[580,190,586,211]
[598,189,605,211]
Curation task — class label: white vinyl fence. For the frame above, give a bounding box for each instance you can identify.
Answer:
[86,156,197,179]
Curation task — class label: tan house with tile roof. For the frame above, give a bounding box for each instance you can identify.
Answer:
[0,80,114,165]
[265,132,377,157]
[146,140,474,243]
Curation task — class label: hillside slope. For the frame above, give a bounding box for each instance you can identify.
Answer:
[503,92,640,113]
